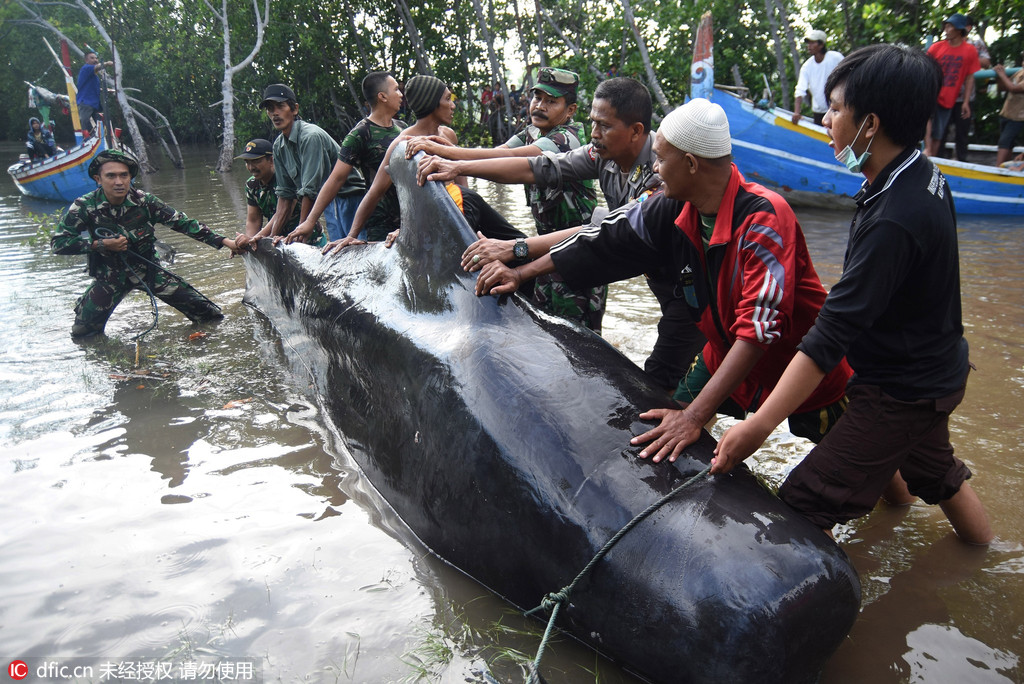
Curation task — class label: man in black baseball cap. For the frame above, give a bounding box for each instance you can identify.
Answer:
[259,83,297,108]
[259,83,364,244]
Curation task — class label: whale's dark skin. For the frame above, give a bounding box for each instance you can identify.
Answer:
[242,143,861,684]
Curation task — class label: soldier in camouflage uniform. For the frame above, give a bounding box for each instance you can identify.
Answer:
[506,68,603,332]
[51,150,238,338]
[235,138,325,248]
[408,67,604,331]
[288,72,406,244]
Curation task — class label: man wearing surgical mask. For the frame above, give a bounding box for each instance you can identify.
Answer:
[715,44,991,545]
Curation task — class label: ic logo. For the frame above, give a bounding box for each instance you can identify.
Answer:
[8,661,28,680]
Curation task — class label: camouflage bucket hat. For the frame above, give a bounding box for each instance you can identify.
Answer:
[89,149,141,178]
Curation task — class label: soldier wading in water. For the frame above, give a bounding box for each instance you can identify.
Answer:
[51,150,239,339]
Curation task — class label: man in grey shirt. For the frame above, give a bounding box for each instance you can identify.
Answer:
[418,77,705,391]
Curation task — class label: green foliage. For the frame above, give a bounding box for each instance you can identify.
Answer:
[5,0,1024,150]
[22,209,64,247]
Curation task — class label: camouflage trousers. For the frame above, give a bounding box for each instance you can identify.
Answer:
[532,272,607,334]
[71,270,222,338]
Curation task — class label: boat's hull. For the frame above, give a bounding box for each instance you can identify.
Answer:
[716,88,1024,215]
[242,145,862,684]
[8,125,106,203]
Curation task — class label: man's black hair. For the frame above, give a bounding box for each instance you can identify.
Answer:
[824,44,941,148]
[593,77,652,133]
[362,71,393,105]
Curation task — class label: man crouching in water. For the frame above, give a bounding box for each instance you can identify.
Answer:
[51,150,238,339]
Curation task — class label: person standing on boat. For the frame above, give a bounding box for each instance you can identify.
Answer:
[416,77,706,392]
[234,138,323,247]
[471,98,852,463]
[939,15,990,162]
[993,51,1024,167]
[925,14,981,157]
[51,150,238,339]
[260,83,364,243]
[26,117,57,159]
[284,72,405,245]
[791,30,844,126]
[76,51,112,136]
[407,67,604,332]
[714,44,992,544]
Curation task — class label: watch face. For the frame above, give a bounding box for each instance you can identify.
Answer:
[514,240,528,259]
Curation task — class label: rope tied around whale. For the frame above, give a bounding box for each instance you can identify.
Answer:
[522,464,712,684]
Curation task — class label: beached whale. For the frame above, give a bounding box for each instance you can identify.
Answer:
[241,143,861,684]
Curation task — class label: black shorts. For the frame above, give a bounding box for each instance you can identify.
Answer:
[779,383,972,529]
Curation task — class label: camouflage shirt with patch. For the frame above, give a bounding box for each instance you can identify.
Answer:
[340,117,407,236]
[52,186,225,284]
[245,174,326,246]
[506,120,597,234]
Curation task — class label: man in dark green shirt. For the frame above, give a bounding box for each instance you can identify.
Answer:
[287,72,406,244]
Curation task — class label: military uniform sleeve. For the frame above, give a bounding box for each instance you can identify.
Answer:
[528,144,601,193]
[144,193,225,249]
[338,125,364,167]
[51,197,93,255]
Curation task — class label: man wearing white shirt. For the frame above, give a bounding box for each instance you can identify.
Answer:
[791,30,844,125]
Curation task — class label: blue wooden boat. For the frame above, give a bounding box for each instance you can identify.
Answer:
[715,87,1024,216]
[7,121,107,203]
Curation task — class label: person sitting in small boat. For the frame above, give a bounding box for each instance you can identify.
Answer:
[26,117,57,160]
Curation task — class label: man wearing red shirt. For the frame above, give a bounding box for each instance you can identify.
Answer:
[925,13,981,156]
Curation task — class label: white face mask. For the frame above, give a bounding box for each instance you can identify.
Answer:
[835,115,874,173]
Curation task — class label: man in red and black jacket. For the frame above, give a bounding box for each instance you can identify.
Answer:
[474,98,851,464]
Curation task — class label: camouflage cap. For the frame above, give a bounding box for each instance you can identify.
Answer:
[89,149,141,178]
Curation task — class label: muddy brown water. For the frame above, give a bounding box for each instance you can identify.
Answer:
[1,144,1021,683]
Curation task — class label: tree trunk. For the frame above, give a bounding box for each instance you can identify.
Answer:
[394,0,433,76]
[206,0,270,172]
[470,0,511,141]
[619,0,672,113]
[71,1,154,172]
[538,5,606,81]
[764,0,791,110]
[127,97,183,168]
[342,0,371,73]
[534,0,548,68]
[771,0,801,91]
[512,0,533,90]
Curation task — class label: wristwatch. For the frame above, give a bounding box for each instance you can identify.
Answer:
[513,238,529,260]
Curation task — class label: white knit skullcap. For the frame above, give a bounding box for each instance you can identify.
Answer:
[658,98,731,158]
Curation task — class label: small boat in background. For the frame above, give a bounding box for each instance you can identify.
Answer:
[7,39,121,204]
[8,120,108,203]
[716,89,1024,215]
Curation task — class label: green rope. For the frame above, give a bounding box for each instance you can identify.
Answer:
[523,464,712,684]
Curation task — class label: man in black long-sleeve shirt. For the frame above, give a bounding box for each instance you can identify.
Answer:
[715,44,991,544]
